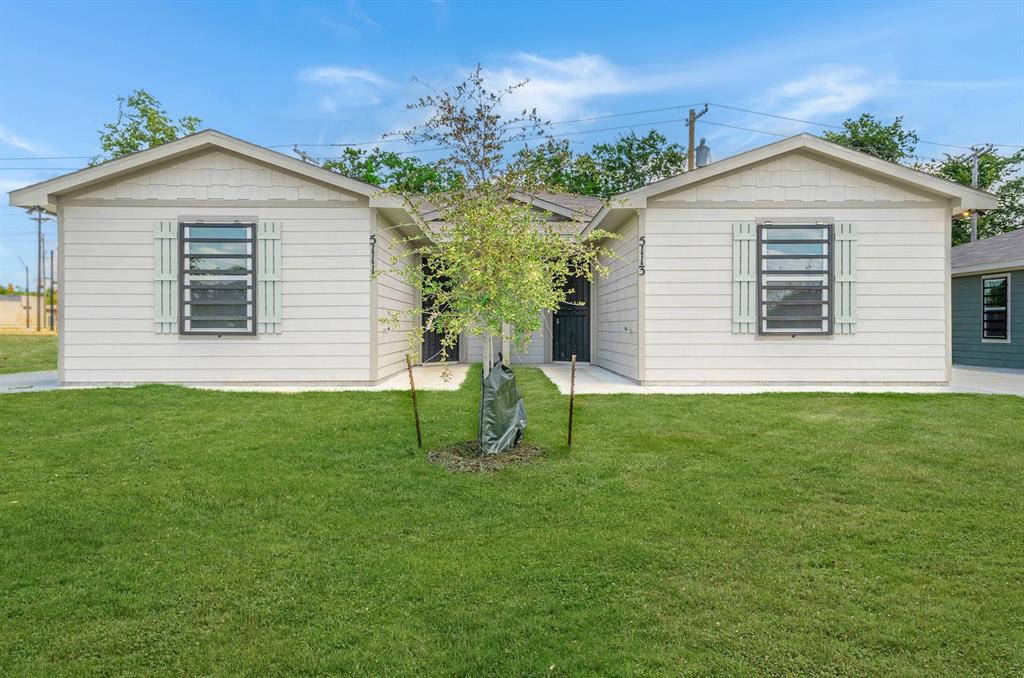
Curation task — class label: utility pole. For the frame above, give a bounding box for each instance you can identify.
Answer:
[687,104,709,171]
[49,249,55,330]
[962,145,992,241]
[27,206,53,331]
[293,145,319,165]
[18,255,30,328]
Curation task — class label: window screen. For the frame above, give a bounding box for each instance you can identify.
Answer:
[758,224,833,335]
[180,222,256,335]
[982,275,1009,340]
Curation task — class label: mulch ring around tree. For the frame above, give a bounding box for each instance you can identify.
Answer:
[427,441,546,473]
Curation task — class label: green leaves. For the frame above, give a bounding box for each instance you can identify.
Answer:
[322,148,461,194]
[822,114,919,164]
[91,89,201,165]
[512,131,688,197]
[375,67,619,364]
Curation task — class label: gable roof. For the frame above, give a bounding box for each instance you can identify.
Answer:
[8,129,383,211]
[952,228,1024,275]
[584,133,997,233]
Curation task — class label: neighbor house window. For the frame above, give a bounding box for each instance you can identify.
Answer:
[757,223,833,335]
[180,222,256,335]
[982,274,1010,341]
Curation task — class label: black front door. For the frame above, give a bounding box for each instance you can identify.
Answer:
[553,275,590,362]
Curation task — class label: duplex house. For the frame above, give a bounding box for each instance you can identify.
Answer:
[9,130,995,386]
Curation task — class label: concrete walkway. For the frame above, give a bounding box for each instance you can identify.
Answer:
[540,363,1024,397]
[3,363,1019,397]
[203,364,470,393]
[951,366,1024,396]
[0,364,470,395]
[0,370,59,394]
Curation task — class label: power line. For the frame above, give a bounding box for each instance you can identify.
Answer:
[272,104,708,150]
[706,102,1023,150]
[2,99,1019,170]
[0,155,94,160]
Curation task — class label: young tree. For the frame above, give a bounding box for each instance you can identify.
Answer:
[321,147,461,193]
[92,89,201,165]
[822,113,919,163]
[380,67,617,448]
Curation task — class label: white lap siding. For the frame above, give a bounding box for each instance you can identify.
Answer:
[642,206,949,384]
[594,215,640,380]
[60,204,373,384]
[464,326,547,365]
[374,213,416,380]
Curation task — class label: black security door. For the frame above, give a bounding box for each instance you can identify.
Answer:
[553,275,590,362]
[421,259,459,363]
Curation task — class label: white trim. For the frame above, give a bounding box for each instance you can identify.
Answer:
[619,134,997,207]
[8,129,383,210]
[585,134,997,235]
[981,273,1011,344]
[952,259,1024,276]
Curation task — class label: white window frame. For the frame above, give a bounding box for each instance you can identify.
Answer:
[981,273,1011,343]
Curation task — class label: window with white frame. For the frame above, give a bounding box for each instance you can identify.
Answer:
[982,274,1010,341]
[180,222,257,335]
[757,223,833,335]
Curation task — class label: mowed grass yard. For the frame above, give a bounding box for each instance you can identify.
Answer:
[1,368,1022,675]
[0,334,57,374]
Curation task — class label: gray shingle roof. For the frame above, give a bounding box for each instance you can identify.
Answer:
[951,228,1024,273]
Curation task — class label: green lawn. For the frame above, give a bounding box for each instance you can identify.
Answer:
[1,369,1022,675]
[0,334,57,374]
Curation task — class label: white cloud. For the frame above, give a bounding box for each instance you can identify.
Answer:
[297,66,390,113]
[483,53,697,121]
[298,66,388,88]
[769,66,881,121]
[345,0,380,30]
[0,125,38,153]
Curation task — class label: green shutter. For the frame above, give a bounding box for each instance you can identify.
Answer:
[257,221,283,334]
[732,223,756,333]
[154,221,178,334]
[835,222,857,333]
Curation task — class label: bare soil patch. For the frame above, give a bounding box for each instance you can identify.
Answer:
[427,440,546,473]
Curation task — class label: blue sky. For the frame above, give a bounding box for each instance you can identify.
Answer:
[1,0,1022,285]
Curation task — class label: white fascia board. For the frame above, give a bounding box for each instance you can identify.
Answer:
[8,129,383,209]
[952,260,1024,276]
[614,134,998,210]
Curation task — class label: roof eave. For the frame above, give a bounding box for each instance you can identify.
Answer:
[952,259,1024,276]
[613,133,998,210]
[8,129,384,209]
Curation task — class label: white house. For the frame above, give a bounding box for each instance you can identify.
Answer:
[9,130,995,386]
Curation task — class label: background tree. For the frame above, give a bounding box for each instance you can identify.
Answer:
[92,89,201,164]
[822,113,920,163]
[380,67,616,447]
[826,113,1022,244]
[924,148,1024,244]
[512,130,687,197]
[321,147,460,193]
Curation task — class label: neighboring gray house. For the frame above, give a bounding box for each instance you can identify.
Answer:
[8,130,996,387]
[951,228,1024,369]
